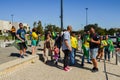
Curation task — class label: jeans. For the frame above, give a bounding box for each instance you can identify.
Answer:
[70,48,76,65]
[63,49,71,68]
[57,44,61,57]
[104,48,110,60]
[81,48,90,65]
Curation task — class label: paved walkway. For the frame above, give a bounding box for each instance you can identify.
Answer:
[0,53,120,80]
[0,41,120,80]
[0,40,42,64]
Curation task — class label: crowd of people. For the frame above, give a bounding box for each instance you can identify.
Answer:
[5,23,116,72]
[40,25,115,72]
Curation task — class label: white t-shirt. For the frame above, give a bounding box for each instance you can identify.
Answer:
[62,31,71,50]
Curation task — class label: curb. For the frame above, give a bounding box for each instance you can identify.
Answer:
[0,55,39,77]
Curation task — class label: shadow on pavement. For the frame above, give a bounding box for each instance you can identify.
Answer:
[37,53,63,70]
[26,51,32,55]
[37,48,44,51]
[9,53,20,57]
[104,71,120,77]
[72,59,92,71]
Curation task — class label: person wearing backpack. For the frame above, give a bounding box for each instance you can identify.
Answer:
[62,26,72,71]
[54,33,62,58]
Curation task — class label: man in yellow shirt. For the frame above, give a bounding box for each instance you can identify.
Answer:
[70,33,78,65]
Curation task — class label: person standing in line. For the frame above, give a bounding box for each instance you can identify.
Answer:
[54,32,62,58]
[44,33,54,63]
[104,35,114,61]
[31,28,38,55]
[89,27,100,72]
[62,25,72,71]
[70,32,78,66]
[77,34,82,53]
[11,26,16,40]
[16,23,28,58]
[96,35,107,62]
[53,45,59,65]
[81,31,92,67]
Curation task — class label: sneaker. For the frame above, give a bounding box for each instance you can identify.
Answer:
[66,66,72,70]
[87,62,92,64]
[92,67,99,72]
[64,67,69,72]
[20,55,24,58]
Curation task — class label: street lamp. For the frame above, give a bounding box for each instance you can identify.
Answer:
[60,0,63,31]
[11,14,14,26]
[85,8,88,25]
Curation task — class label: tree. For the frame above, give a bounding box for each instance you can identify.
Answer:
[33,21,37,27]
[84,23,105,35]
[36,21,44,34]
[107,28,116,35]
[45,24,61,32]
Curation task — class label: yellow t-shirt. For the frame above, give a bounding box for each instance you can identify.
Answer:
[100,40,107,48]
[32,32,38,40]
[84,40,89,48]
[71,36,78,49]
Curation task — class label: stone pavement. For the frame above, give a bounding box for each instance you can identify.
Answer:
[0,40,43,65]
[0,52,120,80]
[0,41,120,80]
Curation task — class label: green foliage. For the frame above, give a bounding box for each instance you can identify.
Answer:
[45,24,61,32]
[33,22,37,27]
[33,20,44,35]
[84,23,106,35]
[107,28,116,35]
[0,35,12,40]
[37,21,44,34]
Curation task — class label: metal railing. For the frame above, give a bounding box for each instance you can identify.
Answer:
[115,51,120,65]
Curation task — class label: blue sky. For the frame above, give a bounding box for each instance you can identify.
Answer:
[0,0,120,30]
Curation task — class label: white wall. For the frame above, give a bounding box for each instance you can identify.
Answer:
[0,20,30,34]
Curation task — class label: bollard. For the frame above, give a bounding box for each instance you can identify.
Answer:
[116,52,118,65]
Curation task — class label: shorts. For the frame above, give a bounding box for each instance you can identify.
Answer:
[18,42,27,50]
[31,40,37,46]
[90,48,98,59]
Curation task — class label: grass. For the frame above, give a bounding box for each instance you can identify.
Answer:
[0,35,12,40]
[0,35,45,41]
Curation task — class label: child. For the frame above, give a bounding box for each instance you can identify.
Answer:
[53,45,59,65]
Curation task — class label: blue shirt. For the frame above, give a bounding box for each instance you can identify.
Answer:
[62,31,71,50]
[17,29,26,40]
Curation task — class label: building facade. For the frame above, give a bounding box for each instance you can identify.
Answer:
[0,20,30,34]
